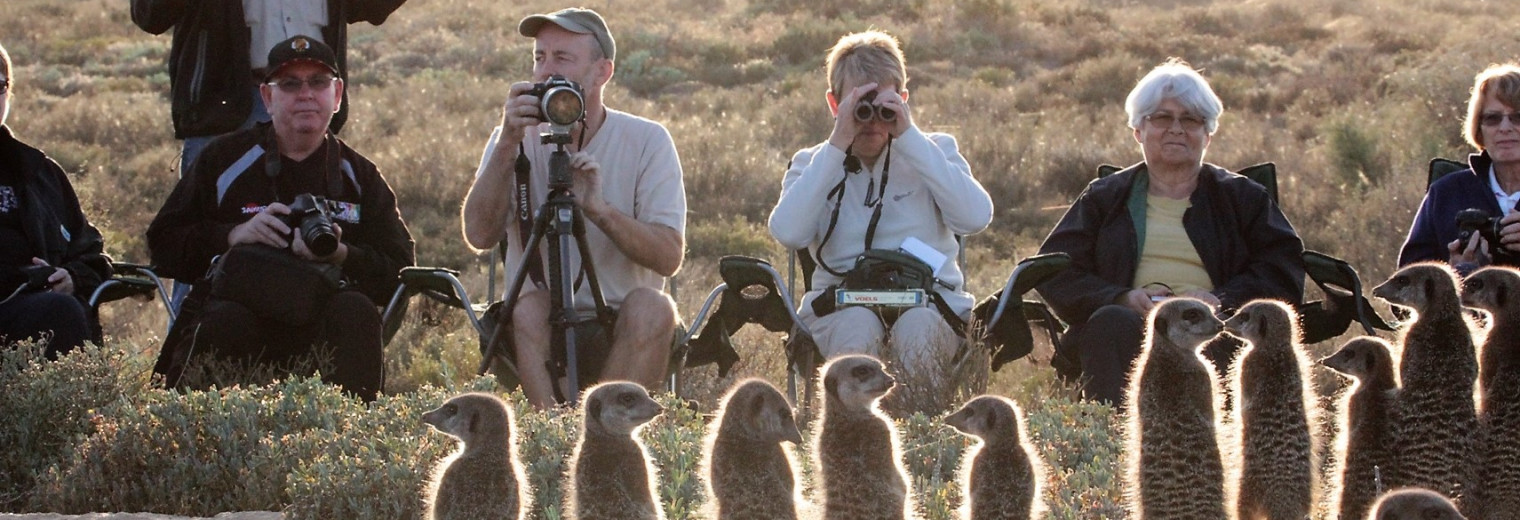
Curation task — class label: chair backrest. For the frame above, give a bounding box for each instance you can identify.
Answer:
[1097,162,1278,203]
[1428,157,1466,191]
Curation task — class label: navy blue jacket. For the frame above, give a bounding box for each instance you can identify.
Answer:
[1036,162,1305,324]
[0,126,111,298]
[1397,152,1520,269]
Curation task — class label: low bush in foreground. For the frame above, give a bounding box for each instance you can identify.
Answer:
[1,342,1123,519]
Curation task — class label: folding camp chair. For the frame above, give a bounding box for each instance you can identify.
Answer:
[90,261,178,331]
[969,253,1071,371]
[680,255,817,405]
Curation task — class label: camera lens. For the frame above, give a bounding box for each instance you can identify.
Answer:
[541,86,584,127]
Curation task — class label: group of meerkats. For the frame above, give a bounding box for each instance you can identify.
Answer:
[415,262,1520,520]
[418,354,1044,520]
[1130,261,1520,520]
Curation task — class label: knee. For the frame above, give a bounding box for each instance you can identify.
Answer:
[32,292,88,323]
[817,307,885,357]
[325,291,379,325]
[1088,305,1144,328]
[619,287,676,326]
[511,291,551,328]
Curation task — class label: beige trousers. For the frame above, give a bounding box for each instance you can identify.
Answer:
[807,306,959,407]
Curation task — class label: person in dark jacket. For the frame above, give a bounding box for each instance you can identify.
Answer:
[131,0,407,310]
[1035,59,1305,405]
[147,37,414,401]
[1399,63,1520,273]
[0,42,113,359]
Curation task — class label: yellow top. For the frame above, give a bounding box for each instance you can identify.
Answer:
[1133,195,1213,293]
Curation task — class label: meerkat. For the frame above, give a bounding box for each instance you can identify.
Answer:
[1222,299,1318,520]
[1322,337,1400,520]
[567,381,666,520]
[421,392,528,520]
[1123,298,1229,520]
[812,354,914,520]
[1460,266,1520,519]
[944,394,1046,520]
[703,378,805,520]
[1367,488,1467,520]
[1373,263,1479,512]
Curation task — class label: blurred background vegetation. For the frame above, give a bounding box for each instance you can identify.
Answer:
[2,0,1518,517]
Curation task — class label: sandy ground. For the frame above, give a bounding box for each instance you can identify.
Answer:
[0,514,282,520]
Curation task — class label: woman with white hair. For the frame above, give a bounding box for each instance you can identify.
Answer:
[1033,59,1304,405]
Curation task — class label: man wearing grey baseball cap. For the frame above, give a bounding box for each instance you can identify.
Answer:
[462,8,686,408]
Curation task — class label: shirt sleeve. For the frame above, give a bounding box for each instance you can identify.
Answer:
[146,153,239,282]
[896,129,993,235]
[768,144,842,249]
[633,123,686,234]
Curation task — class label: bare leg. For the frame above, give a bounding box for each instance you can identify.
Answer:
[600,287,677,390]
[512,290,559,409]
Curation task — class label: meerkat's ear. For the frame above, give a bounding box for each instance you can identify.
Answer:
[823,370,839,400]
[587,393,603,423]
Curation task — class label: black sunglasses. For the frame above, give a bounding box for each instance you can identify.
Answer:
[0,79,9,94]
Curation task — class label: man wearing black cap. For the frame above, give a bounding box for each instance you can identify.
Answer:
[146,36,415,402]
[461,8,686,408]
[131,0,408,311]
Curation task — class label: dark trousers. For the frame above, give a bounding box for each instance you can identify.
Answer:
[1061,304,1242,407]
[194,290,383,401]
[0,290,90,359]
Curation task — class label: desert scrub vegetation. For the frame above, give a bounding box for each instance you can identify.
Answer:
[2,343,1119,519]
[3,0,1520,515]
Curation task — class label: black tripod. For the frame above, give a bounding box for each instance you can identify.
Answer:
[478,130,612,407]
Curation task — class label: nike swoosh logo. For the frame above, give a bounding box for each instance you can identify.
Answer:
[893,190,914,202]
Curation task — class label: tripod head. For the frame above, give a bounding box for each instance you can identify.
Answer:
[542,134,575,192]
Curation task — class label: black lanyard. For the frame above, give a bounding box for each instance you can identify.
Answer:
[513,127,588,290]
[815,136,891,277]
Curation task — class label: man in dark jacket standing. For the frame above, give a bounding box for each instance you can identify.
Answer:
[0,43,114,358]
[147,37,414,401]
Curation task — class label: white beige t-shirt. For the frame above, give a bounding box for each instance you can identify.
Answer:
[1133,194,1212,294]
[245,0,328,69]
[474,110,686,309]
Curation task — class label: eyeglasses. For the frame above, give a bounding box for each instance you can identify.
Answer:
[1480,112,1520,128]
[0,79,9,94]
[1144,112,1206,131]
[267,75,336,93]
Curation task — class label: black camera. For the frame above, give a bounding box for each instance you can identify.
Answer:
[853,90,897,123]
[528,75,586,131]
[1456,208,1516,262]
[287,193,339,257]
[20,264,55,291]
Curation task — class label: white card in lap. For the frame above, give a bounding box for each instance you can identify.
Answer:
[898,236,947,276]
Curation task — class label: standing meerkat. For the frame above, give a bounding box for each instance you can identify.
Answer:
[1123,298,1230,519]
[1373,263,1478,512]
[1322,336,1399,520]
[703,378,804,520]
[567,381,666,520]
[1367,488,1467,520]
[813,354,914,520]
[1222,299,1318,520]
[421,392,528,520]
[1460,266,1520,519]
[944,394,1045,520]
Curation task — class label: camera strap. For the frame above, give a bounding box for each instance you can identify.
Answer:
[262,128,345,203]
[815,137,891,277]
[514,142,547,289]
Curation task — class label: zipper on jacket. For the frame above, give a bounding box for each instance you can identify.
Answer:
[190,31,208,105]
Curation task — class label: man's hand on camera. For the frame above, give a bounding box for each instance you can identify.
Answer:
[828,82,877,152]
[498,81,541,149]
[569,152,608,219]
[292,222,347,264]
[229,203,293,249]
[29,257,73,295]
[1450,233,1491,267]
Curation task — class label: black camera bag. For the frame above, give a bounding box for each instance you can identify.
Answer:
[208,243,342,326]
[841,249,935,291]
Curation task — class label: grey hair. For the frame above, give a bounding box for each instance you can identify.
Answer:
[1125,58,1223,134]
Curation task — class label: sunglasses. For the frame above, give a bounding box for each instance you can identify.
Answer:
[0,78,9,94]
[1144,112,1206,131]
[267,75,336,93]
[1480,112,1520,128]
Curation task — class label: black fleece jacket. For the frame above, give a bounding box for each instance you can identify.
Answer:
[0,126,111,299]
[1035,162,1304,324]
